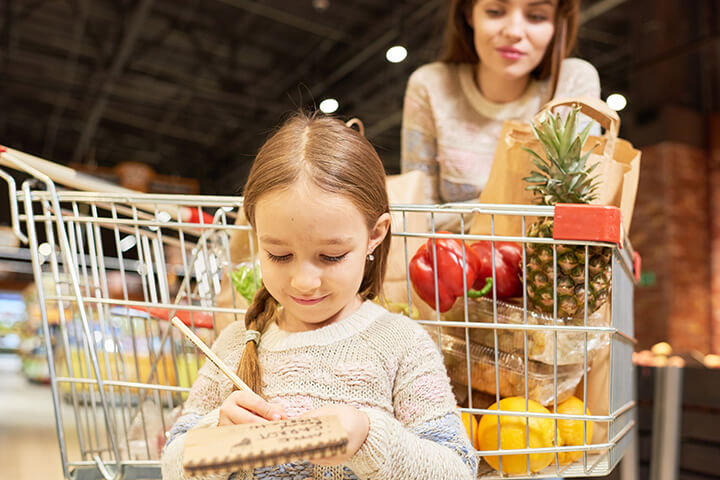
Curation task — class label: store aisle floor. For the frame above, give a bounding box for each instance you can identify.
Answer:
[0,354,72,480]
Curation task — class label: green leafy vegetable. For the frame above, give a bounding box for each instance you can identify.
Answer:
[231,264,262,304]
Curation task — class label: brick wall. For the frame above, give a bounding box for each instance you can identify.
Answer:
[711,114,720,354]
[629,142,711,353]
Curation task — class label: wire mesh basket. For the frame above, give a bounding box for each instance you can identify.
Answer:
[0,147,636,479]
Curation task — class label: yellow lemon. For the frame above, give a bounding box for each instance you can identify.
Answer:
[555,396,594,464]
[476,397,555,474]
[459,409,479,449]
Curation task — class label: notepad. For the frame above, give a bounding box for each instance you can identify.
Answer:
[182,415,349,475]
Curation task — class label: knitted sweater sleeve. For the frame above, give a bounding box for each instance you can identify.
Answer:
[160,323,244,480]
[345,322,477,479]
[401,67,440,205]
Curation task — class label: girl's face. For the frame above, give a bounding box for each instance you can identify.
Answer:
[254,182,389,332]
[470,0,557,81]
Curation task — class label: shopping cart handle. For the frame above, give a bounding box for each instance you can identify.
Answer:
[148,307,214,329]
[633,251,642,283]
[182,207,215,225]
[552,204,623,246]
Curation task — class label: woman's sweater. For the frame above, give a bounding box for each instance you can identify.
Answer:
[401,58,601,212]
[161,301,477,480]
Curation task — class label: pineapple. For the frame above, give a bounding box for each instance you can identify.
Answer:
[522,106,611,318]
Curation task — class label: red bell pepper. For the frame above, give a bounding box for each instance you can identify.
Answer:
[468,241,523,298]
[409,233,489,312]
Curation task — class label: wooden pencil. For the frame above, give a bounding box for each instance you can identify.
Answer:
[170,316,252,393]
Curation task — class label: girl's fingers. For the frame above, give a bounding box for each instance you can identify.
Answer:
[218,402,269,426]
[228,390,287,421]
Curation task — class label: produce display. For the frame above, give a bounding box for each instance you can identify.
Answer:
[522,107,611,318]
[467,241,523,298]
[476,397,556,474]
[440,296,610,366]
[426,327,585,406]
[408,234,481,312]
[408,234,516,312]
[471,395,595,474]
[554,396,594,464]
[460,409,480,450]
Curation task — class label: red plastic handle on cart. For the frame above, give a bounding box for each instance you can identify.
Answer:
[0,145,7,154]
[552,204,623,246]
[633,251,642,283]
[148,307,214,329]
[184,207,215,225]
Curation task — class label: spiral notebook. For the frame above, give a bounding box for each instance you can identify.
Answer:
[182,415,349,475]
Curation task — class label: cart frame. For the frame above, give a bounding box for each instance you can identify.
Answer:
[1,147,637,480]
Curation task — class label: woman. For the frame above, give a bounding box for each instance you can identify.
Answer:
[401,0,599,225]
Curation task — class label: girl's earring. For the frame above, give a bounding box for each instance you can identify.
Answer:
[367,253,375,262]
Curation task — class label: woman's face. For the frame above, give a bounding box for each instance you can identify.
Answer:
[470,0,557,80]
[253,181,388,332]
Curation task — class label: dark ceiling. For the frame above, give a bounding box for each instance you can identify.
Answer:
[0,0,718,195]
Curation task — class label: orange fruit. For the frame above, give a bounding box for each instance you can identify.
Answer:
[476,397,555,474]
[460,410,479,449]
[555,396,594,464]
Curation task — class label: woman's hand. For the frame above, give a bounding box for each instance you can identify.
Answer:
[299,404,370,465]
[217,390,287,426]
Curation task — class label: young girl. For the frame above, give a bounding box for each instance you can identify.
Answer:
[161,113,477,479]
[402,0,600,230]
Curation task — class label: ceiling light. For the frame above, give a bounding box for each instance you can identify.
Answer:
[312,0,329,11]
[606,93,627,111]
[385,45,407,63]
[319,98,339,114]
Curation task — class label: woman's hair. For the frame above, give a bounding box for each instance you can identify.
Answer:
[439,0,580,98]
[237,112,391,394]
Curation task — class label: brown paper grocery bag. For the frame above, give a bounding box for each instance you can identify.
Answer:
[586,344,610,444]
[470,96,641,237]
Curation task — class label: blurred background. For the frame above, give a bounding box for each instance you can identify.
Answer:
[0,0,718,479]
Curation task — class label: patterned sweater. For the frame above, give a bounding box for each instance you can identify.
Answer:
[161,301,477,480]
[401,58,600,230]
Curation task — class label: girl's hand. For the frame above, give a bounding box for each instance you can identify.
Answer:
[299,404,370,465]
[217,390,287,426]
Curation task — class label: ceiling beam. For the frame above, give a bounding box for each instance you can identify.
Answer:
[577,26,623,46]
[311,0,442,98]
[71,0,155,163]
[43,0,88,159]
[6,81,217,146]
[219,0,444,157]
[215,0,345,41]
[579,0,629,25]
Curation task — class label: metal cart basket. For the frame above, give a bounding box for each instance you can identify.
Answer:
[1,147,637,480]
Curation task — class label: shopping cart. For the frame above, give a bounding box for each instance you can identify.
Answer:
[0,146,637,480]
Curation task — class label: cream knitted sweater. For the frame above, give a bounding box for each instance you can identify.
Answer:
[161,301,477,480]
[401,58,601,213]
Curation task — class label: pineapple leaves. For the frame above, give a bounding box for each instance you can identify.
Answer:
[525,172,549,184]
[578,121,593,147]
[559,108,578,157]
[523,104,602,205]
[521,146,547,165]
